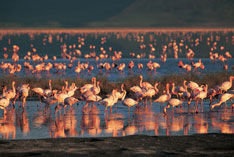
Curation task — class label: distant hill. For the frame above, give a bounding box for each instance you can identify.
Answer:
[0,0,234,28]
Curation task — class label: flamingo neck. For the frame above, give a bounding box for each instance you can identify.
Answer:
[166,84,170,94]
[154,83,159,92]
[93,79,97,87]
[49,81,52,90]
[183,81,187,89]
[171,84,175,93]
[121,90,126,101]
[139,77,143,87]
[12,82,15,93]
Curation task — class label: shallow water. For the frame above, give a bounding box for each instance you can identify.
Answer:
[0,58,233,81]
[0,100,233,140]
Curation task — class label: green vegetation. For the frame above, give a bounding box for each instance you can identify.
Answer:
[1,0,234,28]
[1,71,233,100]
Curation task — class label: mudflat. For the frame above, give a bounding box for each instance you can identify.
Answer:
[0,133,234,156]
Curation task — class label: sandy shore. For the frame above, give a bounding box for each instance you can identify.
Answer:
[0,134,234,156]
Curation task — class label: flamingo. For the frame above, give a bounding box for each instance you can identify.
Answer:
[55,97,79,112]
[91,81,100,95]
[154,83,171,105]
[139,75,153,90]
[67,83,78,97]
[207,86,220,105]
[192,59,203,72]
[219,76,234,93]
[138,63,143,72]
[194,84,208,113]
[80,77,96,94]
[210,93,234,110]
[163,98,183,114]
[143,82,159,105]
[5,81,16,104]
[41,95,57,106]
[53,90,68,103]
[123,98,138,112]
[188,84,205,105]
[100,89,119,113]
[171,80,187,98]
[152,62,160,72]
[112,84,126,101]
[81,82,102,112]
[128,60,134,71]
[32,80,52,97]
[129,84,145,101]
[83,94,102,109]
[130,85,142,93]
[17,83,30,108]
[187,81,199,90]
[0,97,10,114]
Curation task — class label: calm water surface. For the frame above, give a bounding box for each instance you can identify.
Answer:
[0,100,234,140]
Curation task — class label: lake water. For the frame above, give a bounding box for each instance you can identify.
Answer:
[0,100,233,140]
[0,58,233,81]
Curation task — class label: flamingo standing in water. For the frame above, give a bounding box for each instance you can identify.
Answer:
[81,92,102,113]
[5,81,16,105]
[163,98,183,114]
[55,97,79,112]
[123,98,138,112]
[0,97,10,114]
[17,83,30,108]
[210,93,234,110]
[219,76,234,93]
[32,80,53,99]
[171,80,187,98]
[142,82,159,105]
[100,89,119,113]
[154,83,171,106]
[193,84,208,113]
[192,59,204,72]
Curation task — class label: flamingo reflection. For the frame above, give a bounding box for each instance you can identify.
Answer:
[81,106,102,136]
[50,109,77,138]
[104,113,124,137]
[210,111,234,134]
[16,109,30,136]
[193,114,208,134]
[0,108,16,139]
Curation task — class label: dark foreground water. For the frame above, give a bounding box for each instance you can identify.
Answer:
[0,100,233,140]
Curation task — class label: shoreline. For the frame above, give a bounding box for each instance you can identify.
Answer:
[1,27,234,34]
[0,133,234,155]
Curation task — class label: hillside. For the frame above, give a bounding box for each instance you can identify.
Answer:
[0,0,234,28]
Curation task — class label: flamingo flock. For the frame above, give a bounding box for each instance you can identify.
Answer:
[0,75,233,116]
[0,30,233,79]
